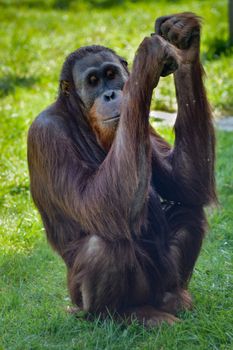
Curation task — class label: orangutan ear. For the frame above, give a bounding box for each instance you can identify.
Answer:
[119,57,129,74]
[60,80,70,96]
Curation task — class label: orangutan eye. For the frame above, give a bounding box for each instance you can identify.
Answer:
[106,69,115,80]
[88,75,99,86]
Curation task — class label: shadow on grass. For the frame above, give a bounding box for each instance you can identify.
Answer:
[203,38,233,61]
[0,183,29,207]
[55,0,124,9]
[56,0,182,9]
[0,74,39,98]
[0,0,121,9]
[0,0,182,10]
[8,184,30,196]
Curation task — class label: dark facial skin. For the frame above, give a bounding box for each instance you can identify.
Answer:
[73,52,128,116]
[72,51,128,149]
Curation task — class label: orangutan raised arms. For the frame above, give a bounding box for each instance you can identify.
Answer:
[28,13,216,326]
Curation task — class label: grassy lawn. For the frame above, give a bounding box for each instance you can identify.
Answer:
[0,0,233,349]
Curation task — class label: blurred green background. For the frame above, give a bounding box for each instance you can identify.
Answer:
[0,1,233,349]
[0,0,233,114]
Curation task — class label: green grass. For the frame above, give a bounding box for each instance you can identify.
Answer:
[0,1,233,349]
